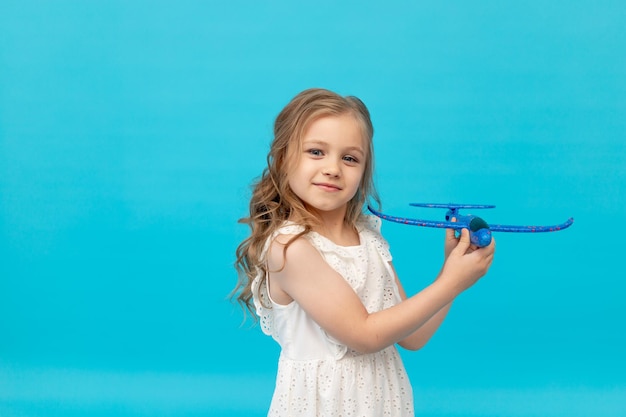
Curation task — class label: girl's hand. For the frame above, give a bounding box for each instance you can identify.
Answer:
[440,228,495,293]
[443,218,479,260]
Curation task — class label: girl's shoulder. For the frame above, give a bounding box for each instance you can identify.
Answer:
[357,214,392,262]
[272,214,382,238]
[275,221,306,236]
[261,222,307,260]
[357,213,383,234]
[265,215,387,258]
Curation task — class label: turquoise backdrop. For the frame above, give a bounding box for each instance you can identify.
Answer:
[1,1,625,416]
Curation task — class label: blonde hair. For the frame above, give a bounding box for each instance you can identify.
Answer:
[232,88,380,317]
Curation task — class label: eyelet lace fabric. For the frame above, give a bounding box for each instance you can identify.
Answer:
[252,223,304,336]
[251,215,414,416]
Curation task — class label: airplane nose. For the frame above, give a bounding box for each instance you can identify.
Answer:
[471,228,492,247]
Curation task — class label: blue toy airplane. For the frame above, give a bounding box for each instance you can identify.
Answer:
[368,203,574,247]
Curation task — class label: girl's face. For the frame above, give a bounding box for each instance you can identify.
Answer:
[288,114,367,220]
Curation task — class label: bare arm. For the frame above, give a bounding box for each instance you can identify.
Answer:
[396,227,491,350]
[268,228,495,354]
[394,269,453,351]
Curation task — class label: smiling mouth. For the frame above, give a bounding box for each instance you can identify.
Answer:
[314,183,342,191]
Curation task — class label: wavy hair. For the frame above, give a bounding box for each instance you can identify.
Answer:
[232,88,380,317]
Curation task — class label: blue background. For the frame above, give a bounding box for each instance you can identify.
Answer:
[1,1,625,416]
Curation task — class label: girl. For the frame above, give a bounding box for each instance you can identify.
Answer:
[233,88,495,416]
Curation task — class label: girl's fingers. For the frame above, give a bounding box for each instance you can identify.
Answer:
[444,217,459,258]
[445,227,457,242]
[445,217,458,241]
[454,228,472,254]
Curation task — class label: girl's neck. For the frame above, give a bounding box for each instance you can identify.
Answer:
[313,218,360,247]
[291,205,360,246]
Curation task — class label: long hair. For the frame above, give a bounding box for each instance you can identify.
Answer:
[232,88,380,317]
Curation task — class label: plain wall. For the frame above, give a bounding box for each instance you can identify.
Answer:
[1,1,625,416]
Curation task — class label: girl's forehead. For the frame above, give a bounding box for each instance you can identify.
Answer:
[300,114,369,149]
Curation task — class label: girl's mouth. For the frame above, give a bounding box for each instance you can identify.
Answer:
[315,183,342,191]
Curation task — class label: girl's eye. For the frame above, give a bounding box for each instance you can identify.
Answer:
[307,149,323,157]
[343,155,359,164]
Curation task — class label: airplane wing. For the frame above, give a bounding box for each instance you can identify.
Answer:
[409,203,496,210]
[368,206,465,230]
[489,217,574,233]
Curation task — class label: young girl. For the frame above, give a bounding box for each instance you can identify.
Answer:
[233,88,496,416]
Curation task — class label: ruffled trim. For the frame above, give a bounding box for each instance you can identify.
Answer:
[306,215,391,292]
[251,271,272,335]
[251,223,305,335]
[358,215,392,263]
[303,215,391,257]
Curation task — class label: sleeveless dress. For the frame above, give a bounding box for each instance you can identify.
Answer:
[251,215,414,416]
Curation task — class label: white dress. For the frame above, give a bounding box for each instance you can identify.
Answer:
[251,215,414,416]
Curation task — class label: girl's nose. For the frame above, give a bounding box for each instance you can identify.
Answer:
[322,161,340,177]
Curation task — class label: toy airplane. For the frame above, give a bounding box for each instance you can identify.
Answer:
[368,203,574,247]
